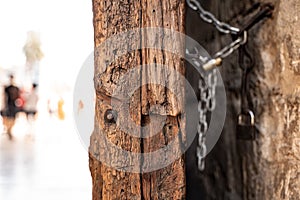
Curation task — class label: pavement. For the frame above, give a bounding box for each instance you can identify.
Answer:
[0,113,92,200]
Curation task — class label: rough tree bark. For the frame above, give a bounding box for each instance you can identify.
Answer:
[89,0,186,199]
[186,0,300,199]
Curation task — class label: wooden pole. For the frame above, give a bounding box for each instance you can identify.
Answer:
[89,0,186,199]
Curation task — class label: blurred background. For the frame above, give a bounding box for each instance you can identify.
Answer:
[0,0,93,199]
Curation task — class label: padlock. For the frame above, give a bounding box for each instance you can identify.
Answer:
[236,110,256,140]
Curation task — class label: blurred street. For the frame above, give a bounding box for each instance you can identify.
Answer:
[0,113,92,200]
[0,0,93,198]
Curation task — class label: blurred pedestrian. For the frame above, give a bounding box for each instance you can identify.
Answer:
[23,83,38,136]
[1,75,20,140]
[24,83,38,119]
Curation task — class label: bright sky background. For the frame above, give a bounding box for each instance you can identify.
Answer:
[0,0,94,92]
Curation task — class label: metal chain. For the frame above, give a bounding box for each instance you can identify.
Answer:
[202,31,247,71]
[185,0,237,171]
[186,0,273,171]
[196,68,217,171]
[186,0,240,35]
[207,69,217,111]
[186,0,248,71]
[185,0,236,171]
[214,31,247,59]
[185,47,209,69]
[197,76,208,171]
[186,32,247,71]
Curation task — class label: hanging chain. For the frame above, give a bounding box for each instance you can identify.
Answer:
[202,31,247,70]
[186,32,247,71]
[213,31,247,60]
[186,0,273,71]
[185,0,238,171]
[186,0,274,171]
[186,0,240,34]
[197,78,208,170]
[196,68,217,170]
[186,0,248,71]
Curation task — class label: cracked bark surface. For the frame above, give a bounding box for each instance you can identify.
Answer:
[90,0,186,199]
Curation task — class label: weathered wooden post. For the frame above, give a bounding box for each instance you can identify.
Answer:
[89,0,187,199]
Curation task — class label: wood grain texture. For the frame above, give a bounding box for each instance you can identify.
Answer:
[90,0,142,199]
[90,0,186,199]
[140,1,186,199]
